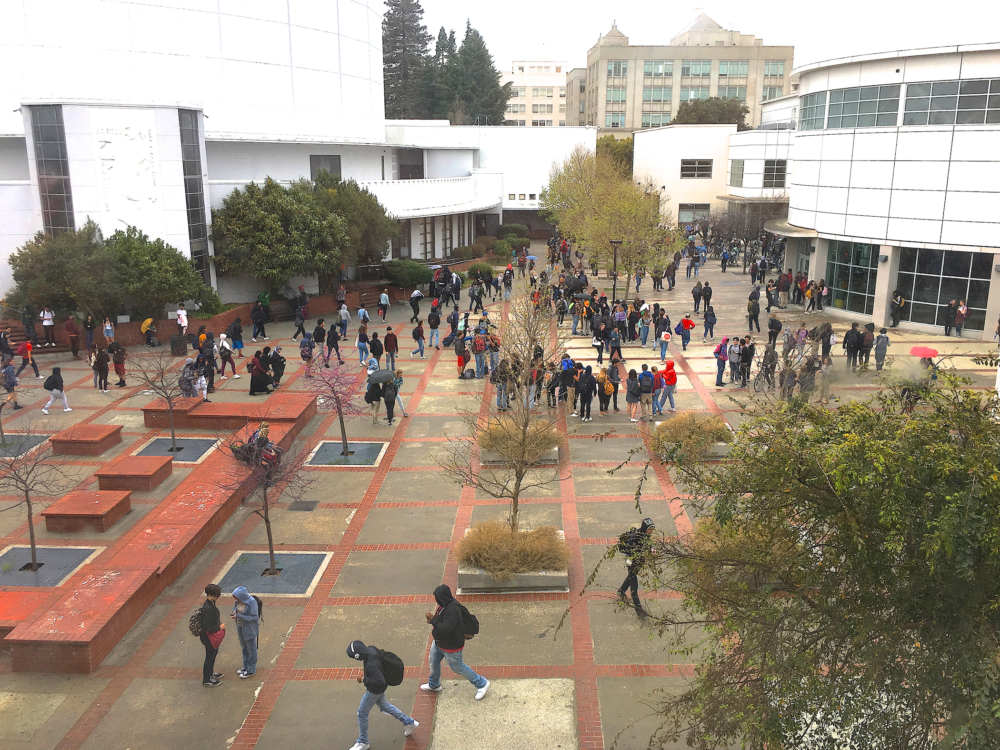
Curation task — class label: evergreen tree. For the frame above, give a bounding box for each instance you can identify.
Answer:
[382,0,432,119]
[671,97,751,130]
[449,22,512,125]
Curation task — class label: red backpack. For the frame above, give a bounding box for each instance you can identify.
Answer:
[16,341,29,357]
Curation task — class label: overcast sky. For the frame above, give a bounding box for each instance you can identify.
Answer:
[417,1,1000,72]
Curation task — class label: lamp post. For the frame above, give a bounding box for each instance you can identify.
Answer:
[609,239,623,306]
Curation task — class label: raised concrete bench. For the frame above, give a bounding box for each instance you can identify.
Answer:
[142,393,317,435]
[139,397,202,429]
[41,491,132,533]
[50,424,123,456]
[95,456,173,492]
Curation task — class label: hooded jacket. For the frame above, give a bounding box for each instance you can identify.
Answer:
[43,367,63,392]
[231,586,260,639]
[430,584,467,651]
[347,640,388,694]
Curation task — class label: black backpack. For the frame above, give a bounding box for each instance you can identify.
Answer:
[455,601,480,639]
[252,595,263,623]
[376,648,405,686]
[639,372,653,394]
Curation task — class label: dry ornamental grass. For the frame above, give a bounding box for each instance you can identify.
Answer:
[457,519,571,582]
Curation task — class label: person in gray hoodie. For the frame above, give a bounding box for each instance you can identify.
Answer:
[231,586,259,678]
[874,327,891,374]
[347,640,417,750]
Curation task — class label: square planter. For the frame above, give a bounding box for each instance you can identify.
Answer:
[703,441,733,459]
[456,529,569,594]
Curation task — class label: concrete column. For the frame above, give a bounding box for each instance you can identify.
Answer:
[982,252,1000,342]
[871,244,898,328]
[812,238,829,284]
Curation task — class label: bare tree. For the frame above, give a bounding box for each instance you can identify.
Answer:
[302,360,367,457]
[0,424,67,571]
[217,422,319,576]
[128,348,189,452]
[442,293,565,532]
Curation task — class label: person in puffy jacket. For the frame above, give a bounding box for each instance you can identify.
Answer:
[347,640,417,750]
[421,584,490,700]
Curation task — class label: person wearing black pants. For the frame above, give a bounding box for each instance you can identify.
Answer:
[199,583,224,687]
[616,518,655,619]
[577,365,597,422]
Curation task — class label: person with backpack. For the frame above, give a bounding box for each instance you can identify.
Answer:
[1,357,21,412]
[679,314,696,351]
[347,640,417,750]
[691,281,703,313]
[874,328,891,374]
[216,335,238,381]
[472,329,488,378]
[410,320,426,359]
[843,322,862,371]
[250,301,269,343]
[596,366,612,417]
[195,583,225,687]
[638,364,654,421]
[41,367,72,415]
[714,337,729,387]
[312,318,328,362]
[577,365,597,422]
[229,586,260,679]
[617,518,656,619]
[368,332,384,367]
[747,296,761,333]
[299,331,315,364]
[427,306,441,350]
[859,323,876,367]
[454,333,469,379]
[14,339,41,380]
[420,584,489,701]
[291,305,308,341]
[703,305,717,341]
[201,334,217,394]
[378,288,390,323]
[767,313,783,346]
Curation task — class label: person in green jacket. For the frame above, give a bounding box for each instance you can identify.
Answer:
[257,291,271,322]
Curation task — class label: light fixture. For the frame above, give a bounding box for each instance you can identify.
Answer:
[879,254,888,263]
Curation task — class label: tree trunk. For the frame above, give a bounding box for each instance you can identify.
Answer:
[262,487,277,575]
[509,472,524,533]
[0,411,6,444]
[334,392,350,456]
[167,401,177,452]
[26,493,38,571]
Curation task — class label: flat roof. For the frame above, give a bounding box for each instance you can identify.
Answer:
[793,42,1000,77]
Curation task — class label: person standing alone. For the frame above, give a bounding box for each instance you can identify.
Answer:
[347,640,418,750]
[616,518,656,619]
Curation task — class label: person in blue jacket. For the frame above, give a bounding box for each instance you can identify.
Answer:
[231,586,259,678]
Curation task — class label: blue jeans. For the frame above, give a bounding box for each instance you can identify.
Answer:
[659,384,675,410]
[237,627,257,675]
[640,326,649,346]
[396,394,407,414]
[427,642,487,690]
[475,352,485,378]
[412,339,424,357]
[358,342,369,364]
[659,340,669,361]
[428,328,439,347]
[504,285,512,300]
[681,331,691,349]
[572,315,579,334]
[339,321,348,338]
[496,382,508,410]
[651,388,663,415]
[686,265,692,278]
[694,264,700,277]
[704,324,714,339]
[357,690,414,745]
[716,358,726,386]
[489,350,499,372]
[386,351,396,371]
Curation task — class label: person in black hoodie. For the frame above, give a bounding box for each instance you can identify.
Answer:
[617,518,656,619]
[41,367,72,414]
[200,583,225,687]
[420,584,490,700]
[347,640,418,750]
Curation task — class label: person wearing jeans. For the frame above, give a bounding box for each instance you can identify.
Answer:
[348,640,417,750]
[421,584,490,700]
[231,586,259,678]
[659,362,677,412]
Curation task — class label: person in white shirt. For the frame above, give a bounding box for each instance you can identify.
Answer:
[176,304,188,336]
[39,306,55,346]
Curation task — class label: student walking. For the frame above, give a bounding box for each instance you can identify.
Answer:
[197,584,225,687]
[617,518,656,618]
[41,367,72,414]
[347,640,418,750]
[231,587,259,678]
[420,585,489,700]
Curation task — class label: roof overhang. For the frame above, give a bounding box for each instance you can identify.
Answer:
[718,195,790,204]
[764,219,818,238]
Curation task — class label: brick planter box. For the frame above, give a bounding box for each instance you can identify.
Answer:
[42,491,132,532]
[96,456,173,492]
[456,530,569,593]
[50,424,123,456]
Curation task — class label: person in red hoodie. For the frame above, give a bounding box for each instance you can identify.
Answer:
[680,314,697,350]
[659,361,678,412]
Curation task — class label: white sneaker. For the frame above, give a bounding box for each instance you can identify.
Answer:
[419,683,443,692]
[219,376,228,380]
[251,338,257,343]
[263,337,270,341]
[404,720,419,737]
[41,408,48,415]
[570,412,578,417]
[475,679,491,701]
[64,407,72,412]
[233,374,241,379]
[348,743,370,750]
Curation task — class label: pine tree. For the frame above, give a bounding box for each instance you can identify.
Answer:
[450,22,512,125]
[382,0,432,119]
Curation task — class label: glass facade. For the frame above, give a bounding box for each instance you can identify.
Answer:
[681,60,711,77]
[640,113,670,128]
[764,60,785,77]
[680,86,710,101]
[179,110,211,283]
[799,93,826,130]
[643,61,673,77]
[718,86,747,101]
[827,240,879,314]
[642,86,671,102]
[827,85,900,128]
[678,203,710,223]
[607,61,628,77]
[729,159,744,188]
[903,79,1000,126]
[30,105,75,234]
[895,248,992,331]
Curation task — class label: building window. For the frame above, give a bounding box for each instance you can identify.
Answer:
[763,159,787,188]
[680,87,710,101]
[420,217,435,259]
[606,86,627,103]
[519,194,526,200]
[29,105,74,235]
[559,120,566,126]
[718,60,748,77]
[532,103,554,113]
[556,66,562,73]
[605,112,626,128]
[531,87,554,98]
[718,86,747,101]
[643,60,673,77]
[799,92,827,131]
[531,119,553,126]
[642,86,672,102]
[903,79,1000,126]
[678,203,710,223]
[442,215,452,256]
[762,86,784,101]
[680,159,713,179]
[827,85,900,128]
[529,193,537,200]
[729,159,744,188]
[179,109,211,282]
[458,212,465,246]
[895,248,991,330]
[681,60,711,77]
[764,60,785,77]
[641,113,670,128]
[579,81,586,93]
[508,193,516,200]
[826,240,879,315]
[310,154,342,180]
[511,87,526,97]
[607,60,628,77]
[559,87,566,98]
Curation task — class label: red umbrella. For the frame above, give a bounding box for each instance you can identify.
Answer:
[910,346,938,358]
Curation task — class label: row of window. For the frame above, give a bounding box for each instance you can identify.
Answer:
[728,159,787,188]
[718,86,746,101]
[508,193,539,200]
[617,59,787,79]
[610,85,753,103]
[504,120,566,126]
[800,78,1000,130]
[640,113,671,128]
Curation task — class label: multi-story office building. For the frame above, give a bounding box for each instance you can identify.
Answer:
[502,62,569,127]
[580,15,793,135]
[566,68,588,127]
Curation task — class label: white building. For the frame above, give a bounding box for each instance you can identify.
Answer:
[632,43,1000,340]
[0,1,595,302]
[501,62,569,127]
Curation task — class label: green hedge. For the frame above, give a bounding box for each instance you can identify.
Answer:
[453,246,476,260]
[467,261,498,278]
[506,236,531,251]
[496,223,529,239]
[384,259,432,288]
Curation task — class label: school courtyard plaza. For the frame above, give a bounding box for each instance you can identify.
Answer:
[0,245,995,750]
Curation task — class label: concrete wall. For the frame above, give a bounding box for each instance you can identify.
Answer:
[726,129,793,201]
[425,149,474,179]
